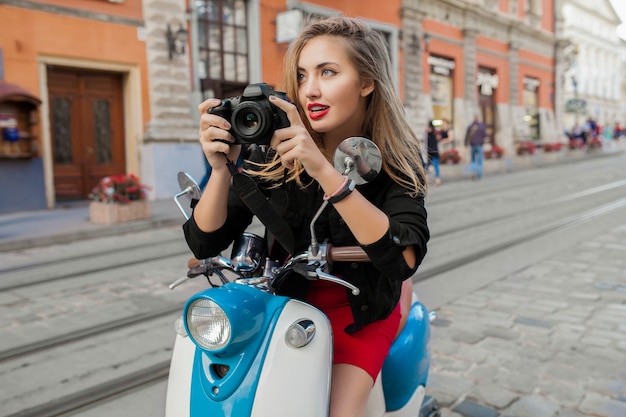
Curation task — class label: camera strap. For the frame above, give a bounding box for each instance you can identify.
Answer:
[226,159,295,255]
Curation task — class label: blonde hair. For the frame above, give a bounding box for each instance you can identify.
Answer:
[250,15,427,196]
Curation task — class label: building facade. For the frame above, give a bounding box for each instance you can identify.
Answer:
[2,0,623,213]
[560,0,625,133]
[0,0,405,212]
[0,0,149,213]
[402,0,559,157]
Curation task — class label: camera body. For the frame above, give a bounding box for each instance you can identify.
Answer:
[209,83,290,145]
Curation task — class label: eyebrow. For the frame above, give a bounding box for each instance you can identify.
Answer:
[297,61,340,72]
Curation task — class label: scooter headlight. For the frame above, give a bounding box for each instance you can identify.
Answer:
[186,298,231,350]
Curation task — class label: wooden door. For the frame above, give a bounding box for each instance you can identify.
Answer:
[48,67,125,199]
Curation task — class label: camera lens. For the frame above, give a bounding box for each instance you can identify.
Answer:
[232,102,271,144]
[242,112,259,130]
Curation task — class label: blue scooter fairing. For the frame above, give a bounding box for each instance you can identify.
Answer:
[381,301,431,411]
[184,283,289,416]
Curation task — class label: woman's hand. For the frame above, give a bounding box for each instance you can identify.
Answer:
[268,95,333,180]
[198,98,242,171]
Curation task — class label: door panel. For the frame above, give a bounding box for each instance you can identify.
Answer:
[48,68,125,199]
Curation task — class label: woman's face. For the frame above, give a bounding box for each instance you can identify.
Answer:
[296,35,374,140]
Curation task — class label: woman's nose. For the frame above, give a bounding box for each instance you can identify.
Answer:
[302,78,320,98]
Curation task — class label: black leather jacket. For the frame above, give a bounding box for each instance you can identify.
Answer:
[183,169,429,333]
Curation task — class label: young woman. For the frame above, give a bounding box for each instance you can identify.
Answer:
[184,16,429,417]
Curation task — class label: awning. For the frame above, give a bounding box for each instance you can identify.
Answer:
[0,81,41,105]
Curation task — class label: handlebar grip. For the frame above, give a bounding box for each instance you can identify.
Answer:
[188,257,200,269]
[327,246,370,262]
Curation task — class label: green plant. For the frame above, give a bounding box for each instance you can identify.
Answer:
[89,174,150,204]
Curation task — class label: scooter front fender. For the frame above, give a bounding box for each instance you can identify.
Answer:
[165,333,196,417]
[165,298,332,417]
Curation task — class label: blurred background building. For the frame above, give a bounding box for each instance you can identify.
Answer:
[0,0,624,213]
[560,0,626,133]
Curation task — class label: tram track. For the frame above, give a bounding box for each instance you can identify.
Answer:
[0,236,182,275]
[415,195,626,281]
[4,195,625,417]
[0,243,191,292]
[4,362,171,417]
[424,154,621,206]
[0,303,184,363]
[431,178,626,238]
[3,185,624,364]
[2,154,625,417]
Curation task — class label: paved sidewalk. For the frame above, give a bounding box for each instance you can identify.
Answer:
[0,198,184,253]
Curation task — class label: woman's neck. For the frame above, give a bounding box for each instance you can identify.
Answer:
[322,134,343,155]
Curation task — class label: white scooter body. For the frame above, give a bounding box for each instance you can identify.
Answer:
[165,282,434,417]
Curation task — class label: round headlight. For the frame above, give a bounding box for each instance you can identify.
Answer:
[186,298,231,350]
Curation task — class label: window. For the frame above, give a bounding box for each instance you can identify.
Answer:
[196,0,249,98]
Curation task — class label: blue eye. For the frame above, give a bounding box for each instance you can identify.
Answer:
[322,69,336,76]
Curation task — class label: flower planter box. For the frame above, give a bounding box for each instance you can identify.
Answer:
[89,200,152,224]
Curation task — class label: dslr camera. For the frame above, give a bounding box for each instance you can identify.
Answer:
[209,83,290,145]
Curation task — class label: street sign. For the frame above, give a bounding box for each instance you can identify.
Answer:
[565,98,587,114]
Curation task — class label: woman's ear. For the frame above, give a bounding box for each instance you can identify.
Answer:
[360,78,375,97]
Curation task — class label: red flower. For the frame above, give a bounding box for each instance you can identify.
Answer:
[484,145,505,159]
[89,174,151,204]
[568,138,585,150]
[588,138,602,149]
[440,148,462,164]
[543,142,563,152]
[516,141,536,155]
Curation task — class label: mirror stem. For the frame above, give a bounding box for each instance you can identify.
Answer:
[309,200,329,256]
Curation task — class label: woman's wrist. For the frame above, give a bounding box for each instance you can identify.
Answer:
[324,178,356,204]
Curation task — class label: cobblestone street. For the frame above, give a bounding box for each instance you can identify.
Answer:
[427,225,626,417]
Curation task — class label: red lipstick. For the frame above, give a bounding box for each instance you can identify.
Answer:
[307,103,330,120]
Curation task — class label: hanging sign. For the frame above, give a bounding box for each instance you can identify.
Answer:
[477,72,499,96]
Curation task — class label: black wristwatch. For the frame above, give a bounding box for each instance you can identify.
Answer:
[328,179,356,204]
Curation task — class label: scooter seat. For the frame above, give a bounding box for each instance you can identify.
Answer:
[381,301,431,412]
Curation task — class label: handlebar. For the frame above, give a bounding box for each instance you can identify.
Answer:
[327,245,369,263]
[187,258,199,269]
[172,245,370,293]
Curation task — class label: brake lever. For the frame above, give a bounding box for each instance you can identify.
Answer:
[291,262,360,296]
[315,268,360,295]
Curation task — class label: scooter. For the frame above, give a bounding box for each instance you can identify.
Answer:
[165,137,441,417]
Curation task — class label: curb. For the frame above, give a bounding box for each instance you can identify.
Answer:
[0,217,181,253]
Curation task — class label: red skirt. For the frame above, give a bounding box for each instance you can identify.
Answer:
[306,279,401,380]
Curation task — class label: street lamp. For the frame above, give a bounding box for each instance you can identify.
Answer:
[166,23,189,60]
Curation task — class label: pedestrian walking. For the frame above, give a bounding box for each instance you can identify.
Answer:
[440,118,455,149]
[425,120,441,185]
[464,114,487,180]
[612,122,623,140]
[425,120,452,185]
